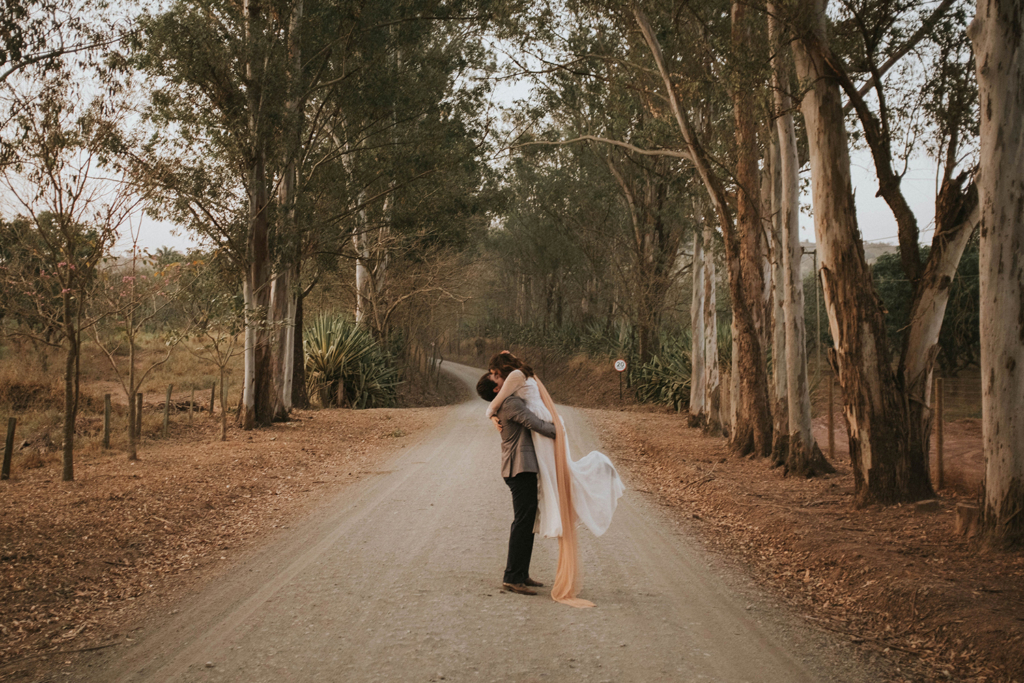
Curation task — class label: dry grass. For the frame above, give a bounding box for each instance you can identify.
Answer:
[0,406,441,678]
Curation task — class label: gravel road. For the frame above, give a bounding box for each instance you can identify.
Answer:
[71,361,882,683]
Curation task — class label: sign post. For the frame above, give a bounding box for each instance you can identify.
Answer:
[614,359,627,402]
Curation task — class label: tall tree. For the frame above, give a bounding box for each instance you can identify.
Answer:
[968,0,1024,544]
[789,0,934,503]
[631,5,773,457]
[767,3,832,475]
[822,0,978,491]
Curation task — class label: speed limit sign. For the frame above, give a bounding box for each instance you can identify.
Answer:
[614,359,627,372]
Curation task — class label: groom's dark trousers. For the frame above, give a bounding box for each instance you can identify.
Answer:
[503,472,538,584]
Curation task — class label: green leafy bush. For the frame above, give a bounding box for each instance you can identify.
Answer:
[304,314,400,409]
[634,336,692,411]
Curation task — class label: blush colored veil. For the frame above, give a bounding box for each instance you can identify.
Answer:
[535,377,595,609]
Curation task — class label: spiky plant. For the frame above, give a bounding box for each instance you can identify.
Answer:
[304,314,399,409]
[634,336,692,411]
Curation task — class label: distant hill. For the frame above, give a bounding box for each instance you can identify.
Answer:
[799,240,897,278]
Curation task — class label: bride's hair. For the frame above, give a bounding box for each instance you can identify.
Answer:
[488,351,534,379]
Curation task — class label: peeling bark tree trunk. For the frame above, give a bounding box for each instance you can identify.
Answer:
[240,152,273,429]
[269,0,303,422]
[270,268,294,420]
[770,4,831,476]
[900,179,978,484]
[969,0,1024,544]
[690,230,707,424]
[238,0,274,430]
[728,0,772,458]
[729,321,739,439]
[793,0,924,502]
[767,138,790,464]
[702,220,722,433]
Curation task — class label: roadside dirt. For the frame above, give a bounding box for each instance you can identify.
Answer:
[0,407,438,679]
[586,406,1023,683]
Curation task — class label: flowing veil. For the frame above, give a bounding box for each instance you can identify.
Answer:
[535,377,595,609]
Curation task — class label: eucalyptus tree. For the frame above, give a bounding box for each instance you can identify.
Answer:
[781,0,978,503]
[621,2,774,458]
[321,12,497,347]
[490,140,603,333]
[509,13,702,365]
[968,0,1024,544]
[766,4,831,475]
[134,0,499,426]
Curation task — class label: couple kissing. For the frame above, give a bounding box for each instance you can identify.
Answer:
[475,351,624,608]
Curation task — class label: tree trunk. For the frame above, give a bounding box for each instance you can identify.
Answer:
[728,0,772,458]
[900,178,978,486]
[220,366,228,441]
[127,334,138,461]
[270,270,294,421]
[291,290,310,409]
[689,230,707,423]
[239,0,273,430]
[793,1,925,502]
[767,137,790,464]
[729,320,739,440]
[770,3,831,476]
[969,0,1024,544]
[702,220,722,433]
[240,151,274,429]
[61,290,75,481]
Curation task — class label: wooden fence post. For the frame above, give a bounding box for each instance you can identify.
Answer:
[210,383,216,417]
[163,384,172,437]
[189,387,195,424]
[827,376,835,462]
[103,394,111,449]
[936,377,945,491]
[2,417,15,480]
[136,393,143,438]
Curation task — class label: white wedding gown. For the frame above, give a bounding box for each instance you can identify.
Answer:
[488,370,625,538]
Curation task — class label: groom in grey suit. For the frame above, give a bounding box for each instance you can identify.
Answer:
[476,373,557,595]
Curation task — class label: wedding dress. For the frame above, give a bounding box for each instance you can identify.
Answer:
[486,370,625,539]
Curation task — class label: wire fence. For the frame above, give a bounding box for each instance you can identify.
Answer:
[810,369,984,495]
[2,382,229,479]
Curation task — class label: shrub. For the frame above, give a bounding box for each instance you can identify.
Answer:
[304,314,400,409]
[634,336,692,411]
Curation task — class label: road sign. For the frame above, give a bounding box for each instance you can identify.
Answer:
[614,359,627,372]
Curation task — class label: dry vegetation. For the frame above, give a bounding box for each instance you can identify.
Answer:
[588,408,1022,683]
[0,403,445,679]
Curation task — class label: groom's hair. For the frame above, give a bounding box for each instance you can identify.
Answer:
[476,374,498,401]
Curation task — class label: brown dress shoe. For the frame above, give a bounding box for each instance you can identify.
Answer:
[502,582,537,595]
[524,577,544,587]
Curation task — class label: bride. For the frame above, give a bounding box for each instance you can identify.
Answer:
[485,351,624,608]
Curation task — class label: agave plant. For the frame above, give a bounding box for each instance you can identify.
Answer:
[304,314,399,409]
[634,335,692,411]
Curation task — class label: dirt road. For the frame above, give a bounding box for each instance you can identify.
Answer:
[71,362,880,682]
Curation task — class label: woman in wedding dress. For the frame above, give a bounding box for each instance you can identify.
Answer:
[485,352,624,607]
